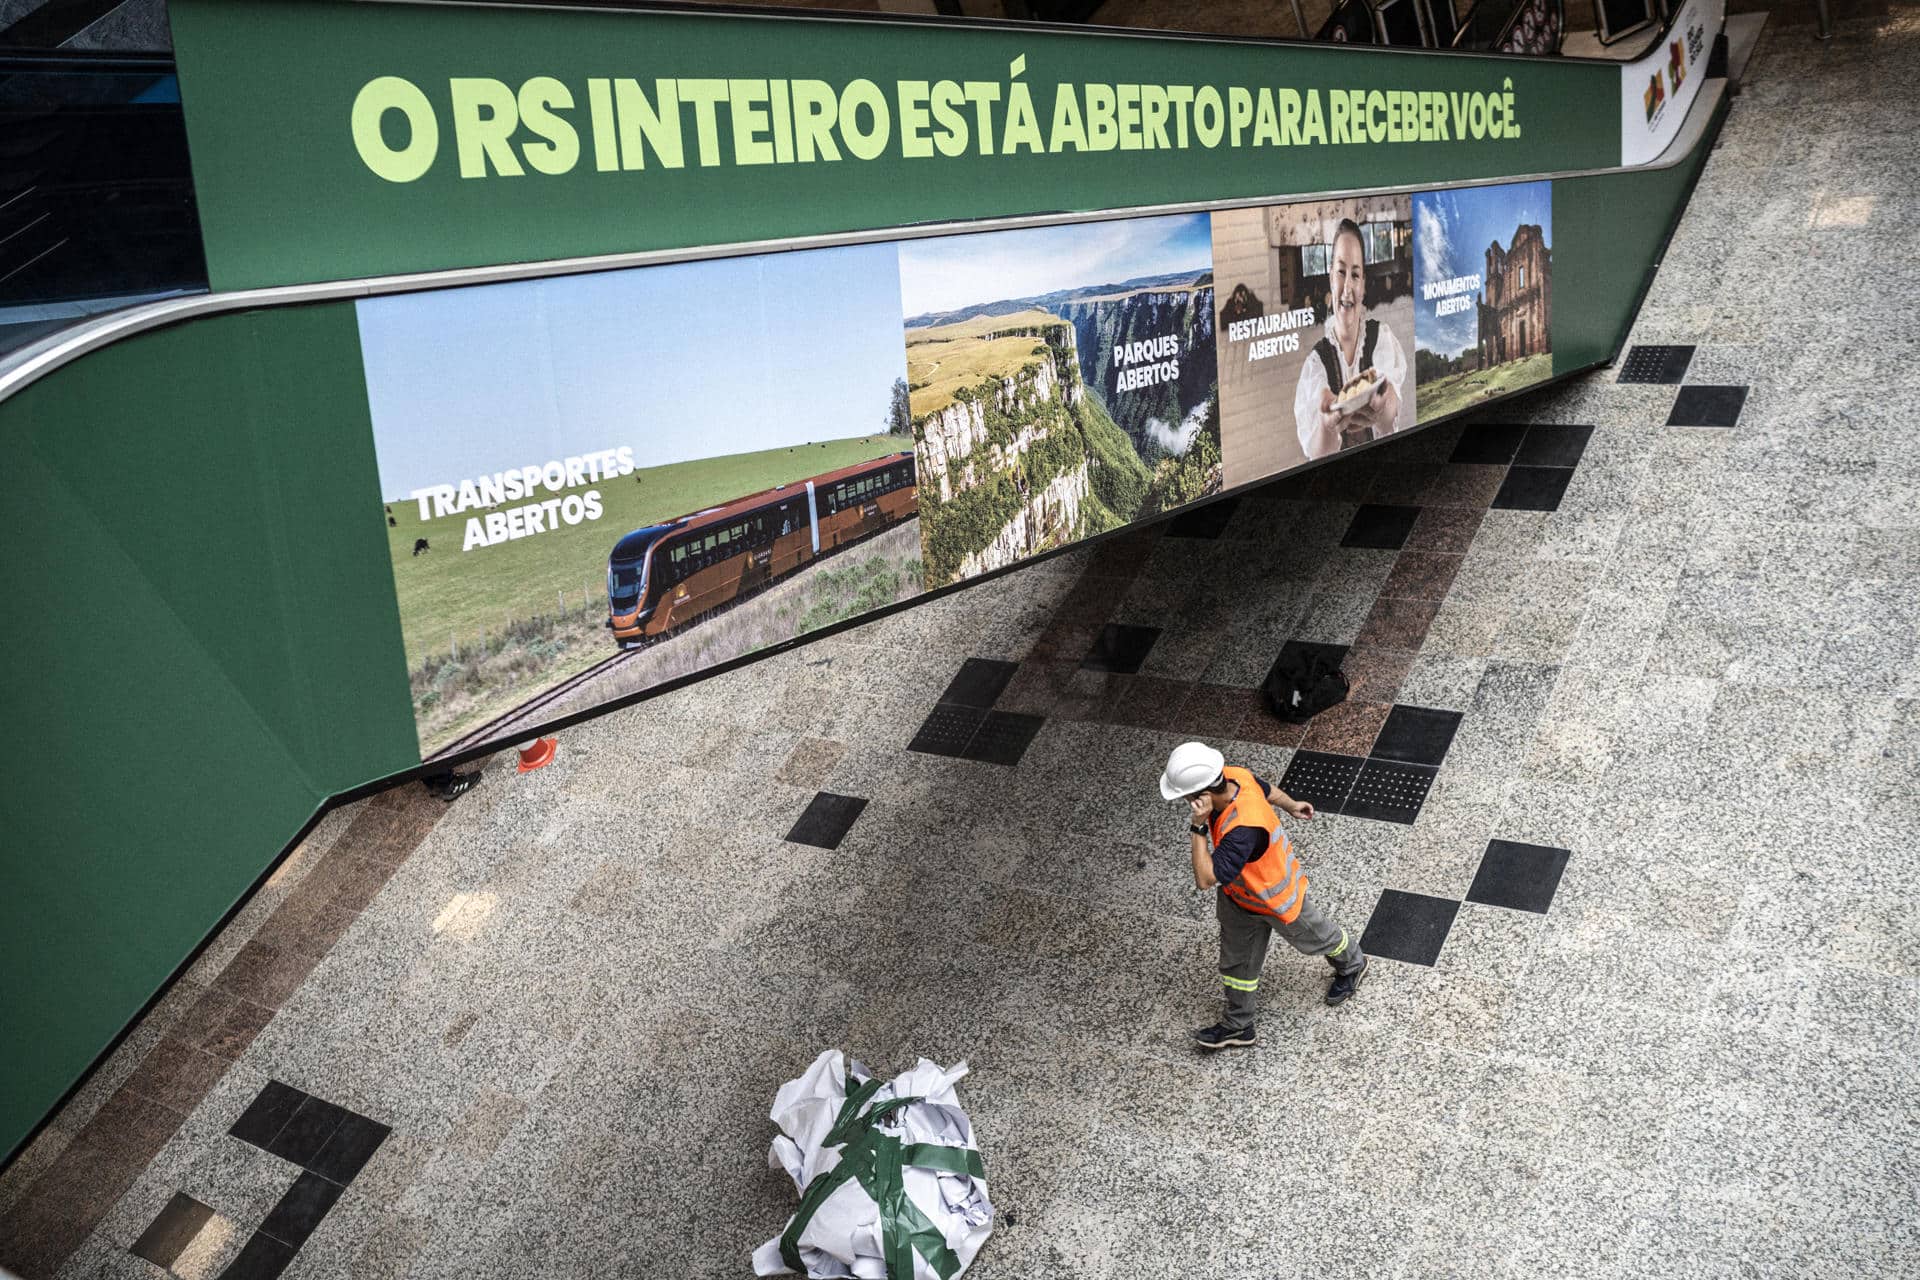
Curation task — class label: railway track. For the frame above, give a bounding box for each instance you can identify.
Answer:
[425,515,923,763]
[425,646,638,762]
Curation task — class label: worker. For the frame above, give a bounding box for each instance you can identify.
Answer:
[1159,741,1369,1050]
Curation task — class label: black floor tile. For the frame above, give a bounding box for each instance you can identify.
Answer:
[1341,760,1438,824]
[1276,750,1364,815]
[130,1192,214,1269]
[1370,705,1464,767]
[785,792,869,849]
[230,1081,308,1150]
[265,1096,349,1166]
[1667,384,1748,428]
[1515,423,1594,469]
[1164,495,1240,539]
[1616,344,1695,384]
[308,1112,392,1186]
[1340,503,1423,550]
[258,1171,345,1249]
[908,703,987,756]
[1466,839,1572,914]
[1491,466,1575,512]
[937,657,1020,709]
[963,711,1046,766]
[1360,889,1461,967]
[1080,623,1162,674]
[220,1232,297,1280]
[1448,423,1528,465]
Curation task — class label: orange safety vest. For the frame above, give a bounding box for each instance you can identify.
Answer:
[1209,766,1307,923]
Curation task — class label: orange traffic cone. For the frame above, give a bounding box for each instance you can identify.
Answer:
[515,736,558,773]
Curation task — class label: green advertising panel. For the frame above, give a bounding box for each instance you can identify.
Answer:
[167,0,1621,292]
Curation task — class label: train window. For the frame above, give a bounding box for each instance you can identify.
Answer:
[717,527,730,546]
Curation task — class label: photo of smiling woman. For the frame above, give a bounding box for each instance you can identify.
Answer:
[1292,217,1412,460]
[1212,197,1415,487]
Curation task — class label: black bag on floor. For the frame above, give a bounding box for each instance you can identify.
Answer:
[1262,650,1350,723]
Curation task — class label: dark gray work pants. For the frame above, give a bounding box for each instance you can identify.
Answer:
[1217,890,1365,1029]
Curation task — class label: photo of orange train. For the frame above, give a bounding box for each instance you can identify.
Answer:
[604,452,917,648]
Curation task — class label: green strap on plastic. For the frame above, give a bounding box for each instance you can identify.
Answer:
[778,1078,987,1280]
[900,1144,987,1179]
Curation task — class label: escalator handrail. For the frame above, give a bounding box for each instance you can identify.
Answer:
[1493,0,1565,51]
[0,50,175,75]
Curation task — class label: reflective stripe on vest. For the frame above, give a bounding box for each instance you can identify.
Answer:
[1209,765,1308,924]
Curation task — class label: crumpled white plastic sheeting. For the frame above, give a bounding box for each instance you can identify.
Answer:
[752,1049,994,1279]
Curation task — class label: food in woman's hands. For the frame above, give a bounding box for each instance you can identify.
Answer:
[1330,367,1380,416]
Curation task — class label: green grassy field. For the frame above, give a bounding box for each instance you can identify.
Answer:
[382,434,910,672]
[907,308,1063,417]
[1417,353,1555,423]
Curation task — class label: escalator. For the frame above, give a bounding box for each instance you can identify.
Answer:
[1318,0,1630,53]
[0,52,205,354]
[1317,0,1564,49]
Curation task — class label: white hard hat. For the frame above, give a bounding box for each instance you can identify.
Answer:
[1160,742,1225,800]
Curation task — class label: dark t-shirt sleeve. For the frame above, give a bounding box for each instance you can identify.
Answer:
[1211,825,1270,888]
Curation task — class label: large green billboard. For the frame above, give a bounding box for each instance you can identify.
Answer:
[0,0,1722,1171]
[167,0,1620,292]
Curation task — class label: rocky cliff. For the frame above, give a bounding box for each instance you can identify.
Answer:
[913,322,1136,585]
[1055,284,1216,459]
[955,462,1093,581]
[914,324,1083,504]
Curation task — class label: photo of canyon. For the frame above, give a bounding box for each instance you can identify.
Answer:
[896,214,1220,587]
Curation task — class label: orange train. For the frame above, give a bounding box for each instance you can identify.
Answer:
[605,451,917,648]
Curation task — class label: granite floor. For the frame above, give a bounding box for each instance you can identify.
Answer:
[5,7,1920,1279]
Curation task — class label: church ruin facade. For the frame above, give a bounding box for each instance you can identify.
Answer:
[1476,224,1552,369]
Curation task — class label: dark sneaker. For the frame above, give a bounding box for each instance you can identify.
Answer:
[1325,958,1369,1006]
[1190,1022,1256,1050]
[438,771,482,803]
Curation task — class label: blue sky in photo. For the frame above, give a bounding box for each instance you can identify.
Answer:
[897,213,1214,319]
[358,243,907,500]
[1414,181,1552,358]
